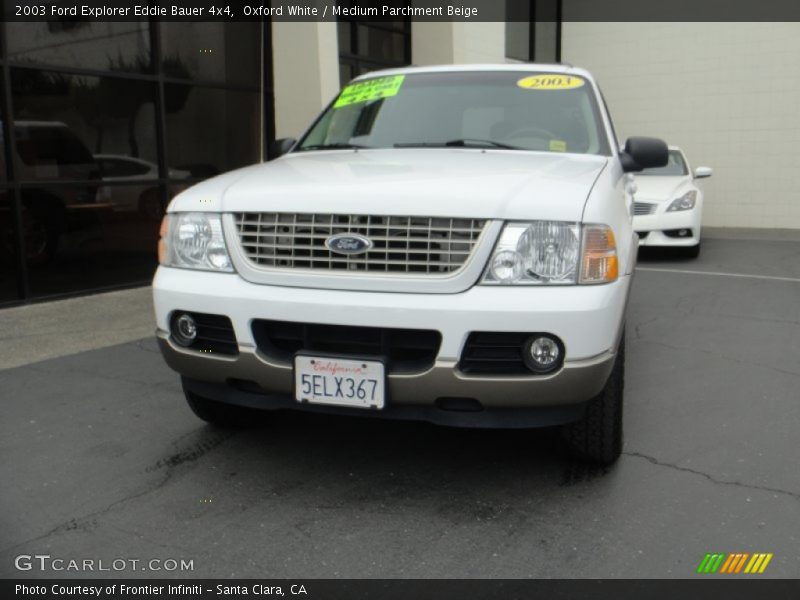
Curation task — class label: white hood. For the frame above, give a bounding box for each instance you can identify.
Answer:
[171,149,608,222]
[633,175,692,204]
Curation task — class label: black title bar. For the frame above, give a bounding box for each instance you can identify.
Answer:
[4,0,800,22]
[4,579,800,600]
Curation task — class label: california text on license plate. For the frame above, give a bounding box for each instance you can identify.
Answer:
[294,355,385,409]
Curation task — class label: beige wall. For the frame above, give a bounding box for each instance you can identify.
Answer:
[411,22,455,64]
[412,22,505,65]
[271,21,339,139]
[272,21,508,139]
[562,22,800,229]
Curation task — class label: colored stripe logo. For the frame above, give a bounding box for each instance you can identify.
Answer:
[697,553,773,574]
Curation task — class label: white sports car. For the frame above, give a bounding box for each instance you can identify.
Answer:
[632,146,711,258]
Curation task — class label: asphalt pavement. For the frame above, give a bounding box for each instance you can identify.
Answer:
[1,236,798,579]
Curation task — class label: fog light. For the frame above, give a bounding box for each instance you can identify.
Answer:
[664,228,693,239]
[523,336,561,373]
[172,313,197,346]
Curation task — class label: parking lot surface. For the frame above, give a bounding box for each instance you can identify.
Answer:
[1,237,799,578]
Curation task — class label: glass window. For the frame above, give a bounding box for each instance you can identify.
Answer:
[506,0,533,61]
[164,85,260,178]
[639,150,688,176]
[0,189,21,303]
[533,22,559,63]
[5,22,151,73]
[299,71,610,156]
[506,0,560,63]
[160,23,261,86]
[97,157,152,178]
[337,19,410,85]
[20,183,177,298]
[356,26,406,64]
[337,22,352,54]
[1,72,7,181]
[339,62,354,87]
[0,21,265,303]
[10,69,158,181]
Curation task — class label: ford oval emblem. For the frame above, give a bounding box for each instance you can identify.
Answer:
[325,233,373,255]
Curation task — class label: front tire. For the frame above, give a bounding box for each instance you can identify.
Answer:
[560,335,625,465]
[183,381,263,428]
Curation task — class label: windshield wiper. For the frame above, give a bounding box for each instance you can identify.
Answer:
[299,143,371,151]
[394,139,522,150]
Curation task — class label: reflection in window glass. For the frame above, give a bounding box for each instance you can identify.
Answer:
[356,26,406,64]
[96,157,153,178]
[1,21,265,303]
[505,0,533,61]
[160,23,261,86]
[5,22,151,73]
[337,22,352,55]
[1,75,7,182]
[21,183,181,298]
[165,85,260,179]
[506,22,532,62]
[10,69,158,180]
[0,189,21,302]
[337,19,410,86]
[339,62,354,87]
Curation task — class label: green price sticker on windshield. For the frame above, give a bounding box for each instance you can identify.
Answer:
[334,75,405,109]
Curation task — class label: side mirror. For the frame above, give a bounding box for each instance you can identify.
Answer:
[694,166,713,179]
[619,137,669,172]
[268,137,296,159]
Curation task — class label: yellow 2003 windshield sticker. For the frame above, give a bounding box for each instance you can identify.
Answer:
[517,74,585,90]
[334,75,405,108]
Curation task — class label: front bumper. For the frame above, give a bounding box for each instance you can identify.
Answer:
[153,268,628,421]
[633,210,702,247]
[159,332,616,422]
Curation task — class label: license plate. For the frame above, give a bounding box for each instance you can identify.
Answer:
[294,355,385,409]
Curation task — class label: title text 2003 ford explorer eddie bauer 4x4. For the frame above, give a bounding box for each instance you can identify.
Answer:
[154,65,668,465]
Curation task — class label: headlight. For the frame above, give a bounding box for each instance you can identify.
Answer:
[482,221,617,285]
[667,190,697,212]
[158,212,233,272]
[483,221,580,284]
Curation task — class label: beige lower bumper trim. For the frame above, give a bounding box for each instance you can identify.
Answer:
[156,331,616,409]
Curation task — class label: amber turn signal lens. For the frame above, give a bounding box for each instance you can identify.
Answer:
[580,225,618,284]
[158,215,169,264]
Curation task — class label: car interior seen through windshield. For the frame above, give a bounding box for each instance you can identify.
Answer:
[299,71,611,156]
[638,149,688,176]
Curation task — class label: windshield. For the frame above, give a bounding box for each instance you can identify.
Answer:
[639,149,687,176]
[297,71,611,155]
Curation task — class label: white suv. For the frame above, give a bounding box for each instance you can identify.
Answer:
[153,65,667,464]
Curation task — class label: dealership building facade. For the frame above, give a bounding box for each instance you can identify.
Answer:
[1,15,797,306]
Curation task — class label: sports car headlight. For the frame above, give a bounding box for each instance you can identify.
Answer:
[667,190,697,212]
[158,213,233,272]
[482,221,617,285]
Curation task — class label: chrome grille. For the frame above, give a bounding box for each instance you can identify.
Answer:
[233,213,486,274]
[633,202,657,216]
